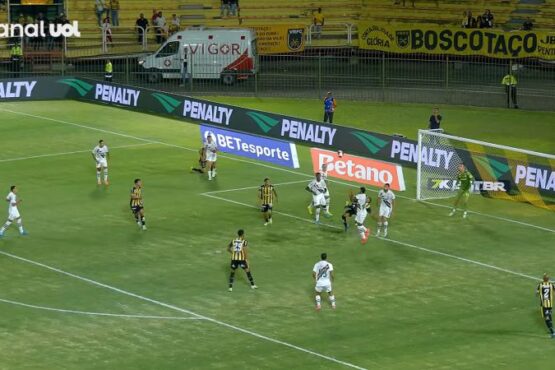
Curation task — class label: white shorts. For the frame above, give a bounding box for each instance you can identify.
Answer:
[312,193,326,207]
[96,159,108,168]
[315,284,332,293]
[379,206,392,218]
[324,190,330,198]
[206,152,217,162]
[8,208,20,220]
[355,209,367,224]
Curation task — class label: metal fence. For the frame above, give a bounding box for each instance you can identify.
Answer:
[2,44,554,111]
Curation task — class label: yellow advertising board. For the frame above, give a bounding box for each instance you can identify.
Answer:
[251,25,305,55]
[358,22,555,60]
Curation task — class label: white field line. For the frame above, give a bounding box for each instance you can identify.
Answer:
[0,143,155,163]
[0,297,204,320]
[203,180,307,195]
[202,190,540,282]
[2,107,553,235]
[0,250,368,370]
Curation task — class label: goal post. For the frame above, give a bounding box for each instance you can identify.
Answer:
[416,129,555,211]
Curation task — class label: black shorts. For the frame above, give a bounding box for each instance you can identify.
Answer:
[261,203,272,212]
[543,307,552,319]
[131,205,143,214]
[231,260,248,270]
[344,205,356,216]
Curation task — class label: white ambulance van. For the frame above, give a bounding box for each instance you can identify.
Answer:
[138,27,258,85]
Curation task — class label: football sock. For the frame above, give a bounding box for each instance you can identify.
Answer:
[315,295,321,306]
[342,215,347,227]
[246,271,255,286]
[208,170,213,180]
[228,271,235,288]
[329,295,336,307]
[17,219,23,233]
[1,221,12,232]
[383,221,388,233]
[96,171,101,182]
[377,222,382,233]
[357,225,367,238]
[103,168,108,182]
[325,199,330,212]
[141,216,146,226]
[547,317,554,334]
[315,208,321,222]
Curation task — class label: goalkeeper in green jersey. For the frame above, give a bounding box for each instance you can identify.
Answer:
[449,164,474,219]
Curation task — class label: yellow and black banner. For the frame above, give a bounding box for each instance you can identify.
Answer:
[358,22,555,60]
[251,25,305,55]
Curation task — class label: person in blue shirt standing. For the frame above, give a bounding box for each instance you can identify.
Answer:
[323,91,336,124]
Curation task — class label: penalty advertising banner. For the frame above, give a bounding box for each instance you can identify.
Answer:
[311,148,406,191]
[200,125,300,169]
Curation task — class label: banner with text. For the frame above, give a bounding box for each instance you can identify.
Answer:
[200,125,300,168]
[311,148,406,191]
[251,24,305,54]
[358,22,555,60]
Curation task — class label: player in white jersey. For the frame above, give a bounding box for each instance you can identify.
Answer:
[0,186,27,237]
[312,253,336,310]
[351,187,370,244]
[307,163,332,216]
[91,139,109,186]
[203,134,218,181]
[377,183,396,237]
[305,172,331,223]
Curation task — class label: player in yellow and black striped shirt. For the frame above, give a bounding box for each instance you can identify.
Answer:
[130,178,146,230]
[537,273,555,338]
[258,178,278,226]
[227,229,257,292]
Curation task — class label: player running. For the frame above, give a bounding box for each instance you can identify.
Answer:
[0,186,28,237]
[204,134,218,181]
[308,163,332,216]
[449,163,474,219]
[305,172,331,224]
[537,273,555,339]
[91,139,109,186]
[227,229,257,292]
[191,146,206,174]
[352,187,370,244]
[130,178,146,230]
[313,253,336,311]
[377,183,395,238]
[258,178,278,226]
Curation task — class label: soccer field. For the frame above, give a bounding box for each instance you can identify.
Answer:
[0,100,554,370]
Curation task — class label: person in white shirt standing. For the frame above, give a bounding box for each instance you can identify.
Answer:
[352,187,370,244]
[307,163,332,216]
[92,140,110,186]
[203,134,218,181]
[377,183,396,237]
[312,253,336,311]
[0,185,27,237]
[305,172,330,224]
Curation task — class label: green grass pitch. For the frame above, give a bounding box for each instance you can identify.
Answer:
[0,99,554,370]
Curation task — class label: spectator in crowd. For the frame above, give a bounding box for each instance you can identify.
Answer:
[151,9,159,24]
[323,91,336,124]
[110,0,120,27]
[476,15,486,29]
[521,18,533,31]
[95,0,106,27]
[102,16,113,46]
[0,0,6,12]
[462,10,476,28]
[313,7,325,39]
[501,72,518,109]
[136,13,149,44]
[221,0,230,17]
[10,41,23,78]
[34,12,49,49]
[169,13,180,35]
[154,11,167,44]
[229,0,239,16]
[52,12,70,50]
[482,9,494,28]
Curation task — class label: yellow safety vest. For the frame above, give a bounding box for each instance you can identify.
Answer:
[501,74,517,86]
[10,46,23,57]
[105,62,113,73]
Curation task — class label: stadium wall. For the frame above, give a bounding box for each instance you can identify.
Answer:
[1,76,553,210]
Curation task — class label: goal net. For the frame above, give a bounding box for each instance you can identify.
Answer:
[416,129,555,211]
